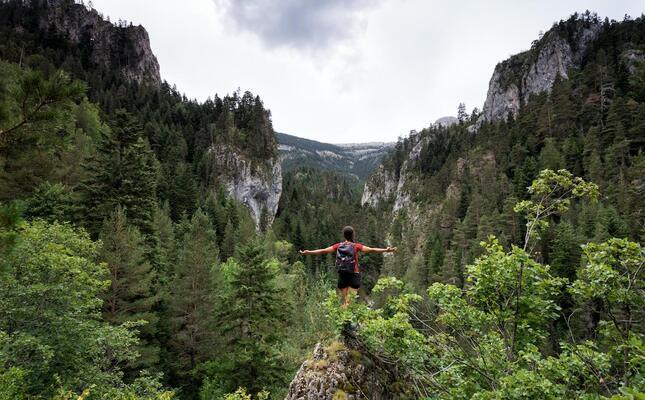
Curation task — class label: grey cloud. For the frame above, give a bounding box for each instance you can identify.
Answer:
[214,0,379,50]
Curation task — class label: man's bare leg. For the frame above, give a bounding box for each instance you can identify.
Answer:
[340,287,350,308]
[348,288,358,305]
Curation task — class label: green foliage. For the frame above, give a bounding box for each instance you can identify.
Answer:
[0,201,22,257]
[209,240,291,395]
[0,220,167,398]
[571,238,644,388]
[514,169,598,251]
[80,110,159,236]
[221,387,269,400]
[331,234,643,398]
[23,181,75,222]
[0,65,85,147]
[465,238,567,351]
[98,206,160,369]
[0,62,91,202]
[168,209,218,372]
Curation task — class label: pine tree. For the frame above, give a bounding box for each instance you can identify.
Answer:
[457,103,468,123]
[258,205,269,233]
[538,138,564,170]
[215,240,290,394]
[549,221,581,280]
[23,182,75,223]
[582,127,604,185]
[150,201,176,283]
[221,220,238,261]
[98,206,159,369]
[80,109,159,236]
[169,209,218,371]
[550,76,577,137]
[423,235,444,284]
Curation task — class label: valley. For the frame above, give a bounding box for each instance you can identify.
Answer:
[0,1,643,399]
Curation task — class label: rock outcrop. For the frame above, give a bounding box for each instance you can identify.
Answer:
[361,115,458,210]
[361,130,430,211]
[481,17,601,123]
[362,15,611,214]
[285,341,387,400]
[433,116,459,128]
[360,163,398,208]
[207,145,282,229]
[16,0,161,85]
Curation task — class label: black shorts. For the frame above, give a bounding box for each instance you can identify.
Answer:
[337,271,361,289]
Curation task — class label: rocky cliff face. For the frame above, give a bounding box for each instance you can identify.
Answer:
[285,341,388,400]
[361,124,436,211]
[360,163,398,208]
[207,145,282,229]
[364,16,609,213]
[20,0,161,85]
[481,17,601,123]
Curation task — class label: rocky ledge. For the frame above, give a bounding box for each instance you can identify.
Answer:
[285,341,388,400]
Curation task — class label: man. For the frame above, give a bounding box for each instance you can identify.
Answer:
[299,226,397,307]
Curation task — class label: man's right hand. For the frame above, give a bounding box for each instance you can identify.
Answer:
[386,246,398,253]
[299,250,308,255]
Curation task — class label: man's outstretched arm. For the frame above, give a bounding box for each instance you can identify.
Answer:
[299,246,335,255]
[361,245,398,254]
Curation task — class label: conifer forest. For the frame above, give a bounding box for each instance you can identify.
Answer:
[0,1,643,399]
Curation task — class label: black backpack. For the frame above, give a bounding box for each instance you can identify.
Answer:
[335,242,356,273]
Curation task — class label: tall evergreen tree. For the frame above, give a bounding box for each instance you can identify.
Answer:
[98,206,159,369]
[539,137,564,170]
[215,240,290,394]
[80,109,159,236]
[150,201,176,283]
[169,209,218,372]
[549,221,581,280]
[221,220,238,261]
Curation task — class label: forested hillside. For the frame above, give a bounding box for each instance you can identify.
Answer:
[337,11,644,399]
[0,2,643,399]
[364,12,644,288]
[0,0,327,398]
[277,132,394,182]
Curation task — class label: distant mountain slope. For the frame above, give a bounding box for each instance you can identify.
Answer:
[276,132,394,181]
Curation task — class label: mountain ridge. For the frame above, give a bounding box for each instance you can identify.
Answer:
[277,131,395,182]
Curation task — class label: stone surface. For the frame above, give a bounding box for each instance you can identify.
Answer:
[285,342,387,400]
[33,0,161,85]
[360,163,398,208]
[622,48,645,74]
[433,116,459,128]
[361,133,428,211]
[481,21,601,123]
[207,145,282,229]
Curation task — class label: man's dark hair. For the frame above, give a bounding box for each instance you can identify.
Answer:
[343,226,355,242]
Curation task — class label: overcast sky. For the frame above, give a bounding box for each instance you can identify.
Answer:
[92,0,642,143]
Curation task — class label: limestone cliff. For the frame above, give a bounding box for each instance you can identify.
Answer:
[206,145,282,229]
[481,15,601,123]
[11,0,161,85]
[361,124,436,211]
[360,163,398,209]
[363,14,612,214]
